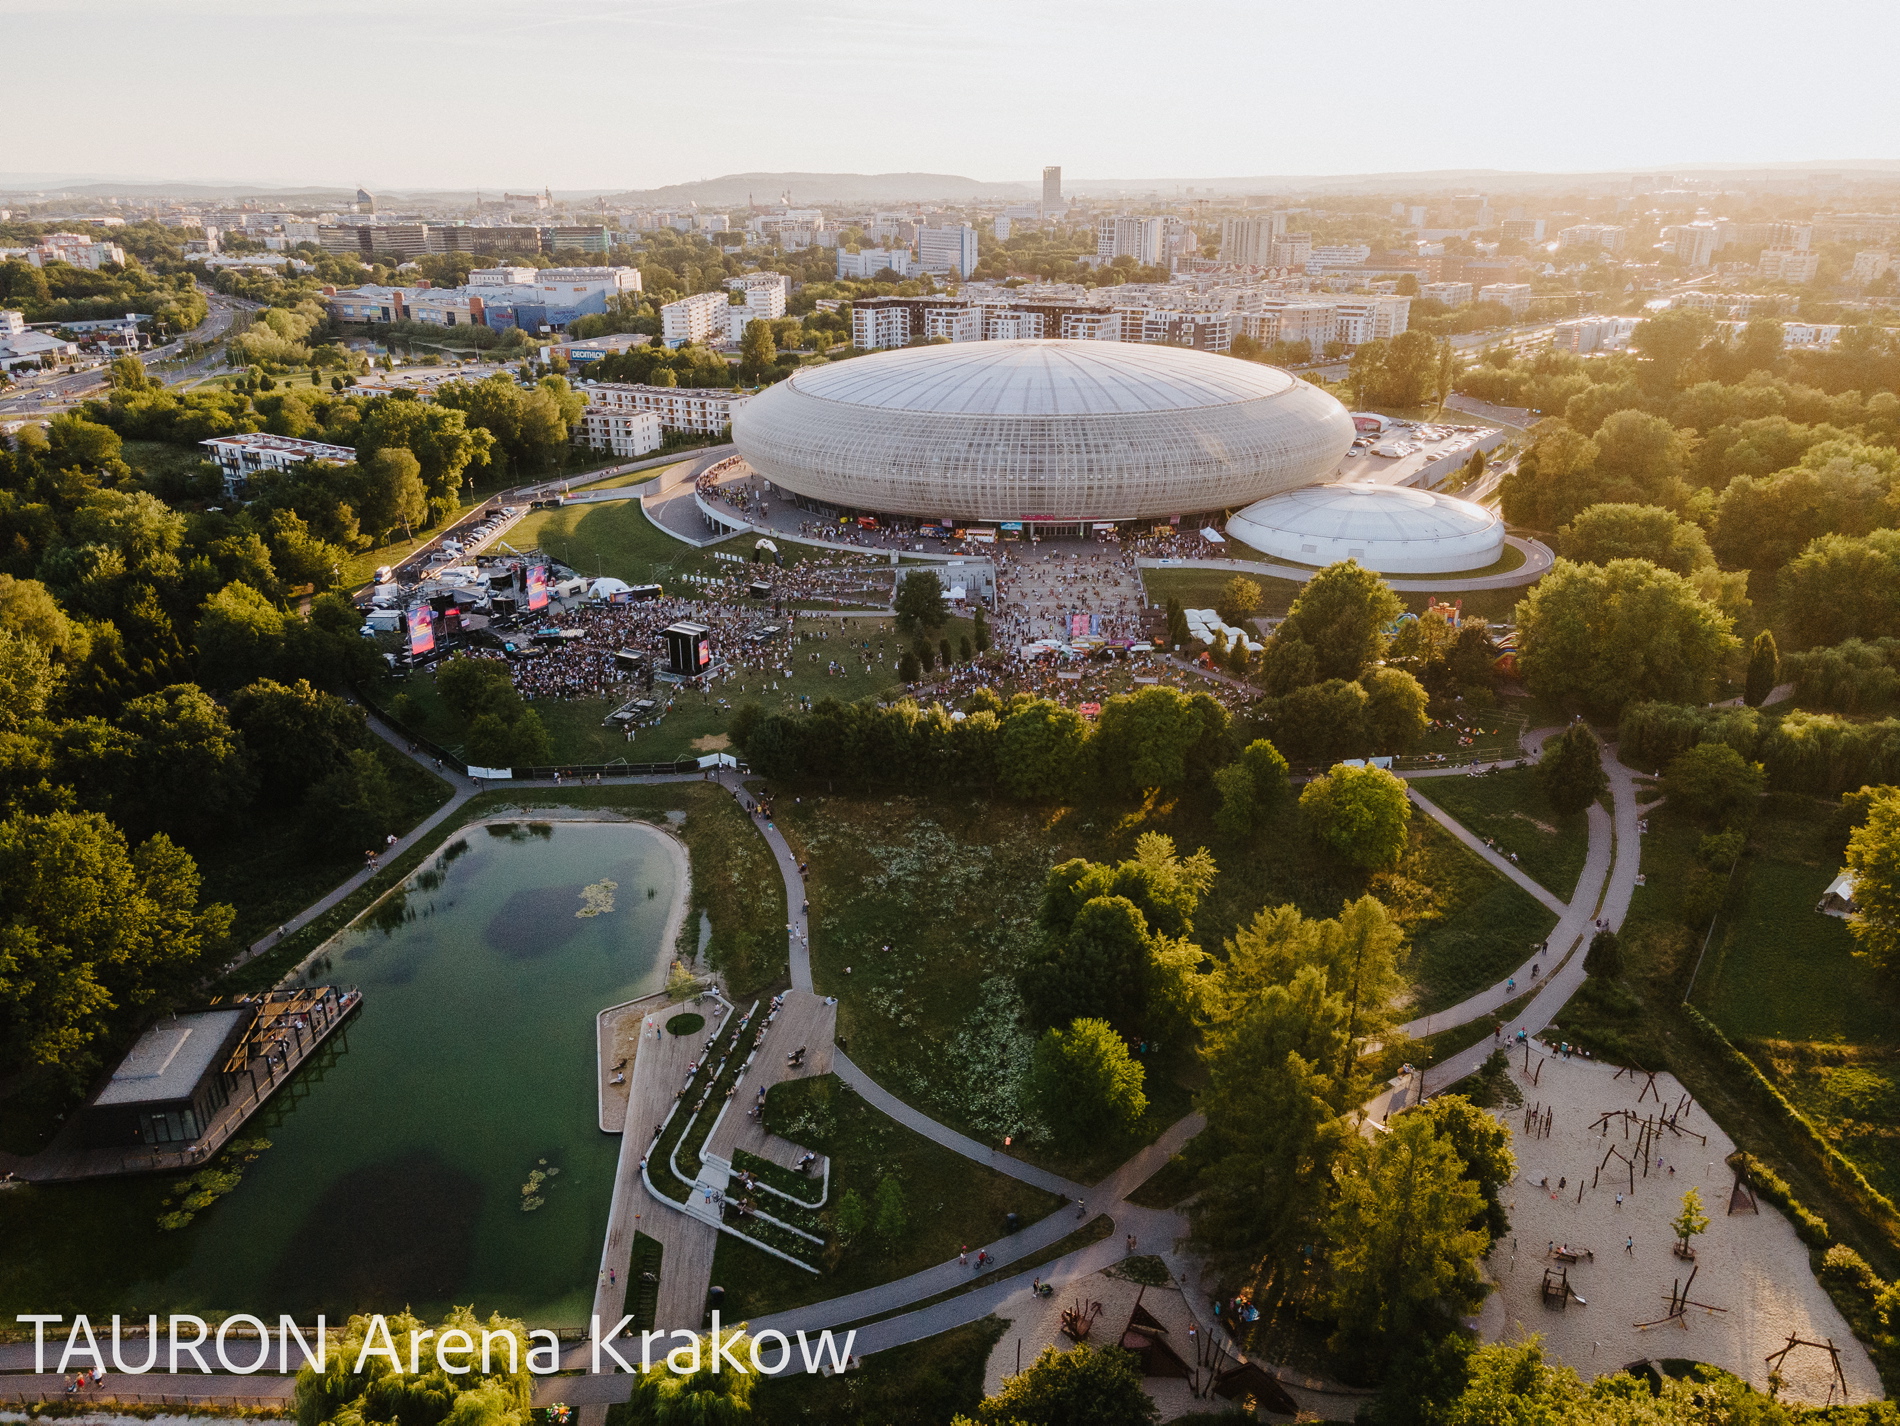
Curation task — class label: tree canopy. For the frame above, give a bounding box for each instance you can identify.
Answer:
[1026,1017,1148,1151]
[1537,722,1608,816]
[1846,785,1900,977]
[1514,558,1738,715]
[1299,762,1413,869]
[1274,561,1403,683]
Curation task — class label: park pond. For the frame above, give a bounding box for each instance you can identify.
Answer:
[0,819,683,1327]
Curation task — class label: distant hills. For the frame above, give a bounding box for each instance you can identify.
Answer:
[598,172,1034,206]
[5,162,1899,207]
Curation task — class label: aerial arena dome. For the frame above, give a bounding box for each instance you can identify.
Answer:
[1226,483,1505,575]
[730,339,1355,523]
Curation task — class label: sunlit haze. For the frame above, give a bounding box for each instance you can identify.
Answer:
[5,0,1898,190]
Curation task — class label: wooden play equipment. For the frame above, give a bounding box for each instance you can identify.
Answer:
[1542,1266,1583,1309]
[1212,1361,1300,1417]
[1634,1264,1728,1330]
[1765,1333,1850,1403]
[1059,1297,1101,1342]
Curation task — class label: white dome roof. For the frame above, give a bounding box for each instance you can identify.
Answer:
[771,339,1299,416]
[732,340,1354,523]
[1227,483,1504,575]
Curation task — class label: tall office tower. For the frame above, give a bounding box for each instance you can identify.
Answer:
[1042,166,1062,216]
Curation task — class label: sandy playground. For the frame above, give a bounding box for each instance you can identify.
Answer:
[1479,1045,1882,1405]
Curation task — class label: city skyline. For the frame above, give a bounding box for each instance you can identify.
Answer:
[6,0,1899,192]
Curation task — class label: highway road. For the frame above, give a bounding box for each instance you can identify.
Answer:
[0,284,253,419]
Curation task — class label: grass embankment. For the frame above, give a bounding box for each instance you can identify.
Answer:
[572,459,690,491]
[827,1216,1118,1334]
[1546,789,1900,1389]
[1403,817,1558,1015]
[1411,765,1591,901]
[1691,795,1900,1202]
[709,1075,1065,1321]
[774,785,1551,1180]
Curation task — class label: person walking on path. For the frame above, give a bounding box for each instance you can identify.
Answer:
[1626,1236,1634,1255]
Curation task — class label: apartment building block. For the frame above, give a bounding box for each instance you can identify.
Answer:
[662,291,733,346]
[579,383,751,438]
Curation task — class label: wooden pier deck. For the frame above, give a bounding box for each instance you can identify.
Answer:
[16,985,362,1182]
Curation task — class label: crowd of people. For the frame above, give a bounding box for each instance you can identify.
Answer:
[431,519,1268,732]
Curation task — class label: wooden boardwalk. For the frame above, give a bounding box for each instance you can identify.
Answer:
[13,985,361,1182]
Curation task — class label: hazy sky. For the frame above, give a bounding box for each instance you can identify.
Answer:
[8,0,1898,191]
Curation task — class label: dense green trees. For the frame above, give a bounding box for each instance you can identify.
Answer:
[1272,560,1403,682]
[1744,629,1781,707]
[1586,927,1623,978]
[0,809,229,1081]
[1299,762,1412,869]
[996,698,1088,799]
[1212,737,1290,839]
[1327,1110,1489,1355]
[229,677,369,801]
[1214,575,1263,626]
[1091,685,1231,796]
[1020,834,1213,1039]
[1026,1017,1148,1150]
[294,1309,534,1426]
[1537,722,1608,816]
[965,1343,1157,1426]
[435,655,552,767]
[1662,742,1766,827]
[893,568,948,639]
[1559,501,1714,575]
[1514,558,1738,715]
[432,373,580,478]
[1778,530,1900,648]
[1189,895,1425,1307]
[1845,784,1900,978]
[0,254,206,330]
[1347,330,1442,407]
[1409,1093,1517,1240]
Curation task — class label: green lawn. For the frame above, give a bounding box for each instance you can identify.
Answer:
[1138,565,1536,626]
[1696,796,1895,1046]
[1403,816,1560,1014]
[1411,766,1590,901]
[572,459,691,491]
[122,438,212,484]
[1687,795,1900,1204]
[709,1075,1064,1320]
[774,784,1542,1172]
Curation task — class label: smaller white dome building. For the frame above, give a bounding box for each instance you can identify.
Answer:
[1227,483,1504,575]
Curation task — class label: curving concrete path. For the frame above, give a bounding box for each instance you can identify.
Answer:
[1134,534,1553,593]
[53,705,1642,1407]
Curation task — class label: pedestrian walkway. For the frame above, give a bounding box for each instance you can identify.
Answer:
[76,694,1644,1407]
[1367,735,1641,1118]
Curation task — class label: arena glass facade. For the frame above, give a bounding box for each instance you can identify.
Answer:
[730,340,1356,528]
